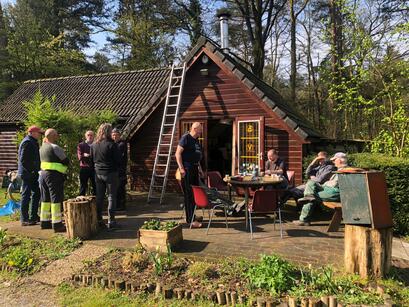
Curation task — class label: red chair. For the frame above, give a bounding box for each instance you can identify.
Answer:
[286,170,295,188]
[190,186,229,234]
[248,190,283,239]
[207,171,228,191]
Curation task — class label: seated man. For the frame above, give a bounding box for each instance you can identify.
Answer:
[292,152,348,226]
[282,151,335,205]
[265,149,288,189]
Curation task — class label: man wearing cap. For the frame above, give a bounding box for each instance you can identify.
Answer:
[18,125,43,226]
[281,151,336,205]
[39,128,69,232]
[292,152,348,226]
[77,130,96,196]
[112,128,127,211]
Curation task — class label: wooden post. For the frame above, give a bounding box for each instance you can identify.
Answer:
[344,225,392,278]
[64,197,98,240]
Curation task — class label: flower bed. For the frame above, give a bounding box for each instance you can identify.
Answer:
[71,247,409,306]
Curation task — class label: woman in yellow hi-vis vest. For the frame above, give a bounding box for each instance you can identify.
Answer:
[39,129,69,232]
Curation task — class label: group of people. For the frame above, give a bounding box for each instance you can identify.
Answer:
[176,121,348,228]
[18,123,127,232]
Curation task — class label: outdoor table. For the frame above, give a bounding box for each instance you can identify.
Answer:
[227,176,283,230]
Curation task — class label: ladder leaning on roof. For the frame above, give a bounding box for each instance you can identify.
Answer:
[147,63,187,204]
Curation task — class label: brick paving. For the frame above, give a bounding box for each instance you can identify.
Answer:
[2,192,408,269]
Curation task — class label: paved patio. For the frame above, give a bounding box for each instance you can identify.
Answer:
[1,192,408,270]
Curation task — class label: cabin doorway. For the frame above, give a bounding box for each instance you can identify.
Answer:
[207,119,233,176]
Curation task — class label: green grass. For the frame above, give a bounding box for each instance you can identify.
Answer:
[57,283,224,307]
[0,231,81,277]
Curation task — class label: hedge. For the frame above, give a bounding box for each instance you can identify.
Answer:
[303,153,409,236]
[348,153,409,236]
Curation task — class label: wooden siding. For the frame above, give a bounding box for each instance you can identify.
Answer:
[130,55,304,191]
[0,126,18,186]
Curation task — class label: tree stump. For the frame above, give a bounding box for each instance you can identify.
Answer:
[64,197,98,240]
[344,225,392,278]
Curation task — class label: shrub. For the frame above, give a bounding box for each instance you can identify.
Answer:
[349,153,409,235]
[18,91,117,198]
[141,219,179,231]
[3,245,35,273]
[245,254,297,295]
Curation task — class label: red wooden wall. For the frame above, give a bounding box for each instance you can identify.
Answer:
[0,126,18,186]
[129,51,304,191]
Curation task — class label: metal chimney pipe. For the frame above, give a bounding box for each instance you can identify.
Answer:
[217,11,231,50]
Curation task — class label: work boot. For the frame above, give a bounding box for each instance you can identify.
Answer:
[53,223,66,233]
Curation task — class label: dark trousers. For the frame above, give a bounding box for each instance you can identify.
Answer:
[79,167,96,196]
[20,173,40,223]
[116,176,127,210]
[181,166,199,223]
[96,172,118,223]
[39,170,64,229]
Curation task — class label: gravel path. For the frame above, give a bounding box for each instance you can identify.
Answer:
[0,243,109,307]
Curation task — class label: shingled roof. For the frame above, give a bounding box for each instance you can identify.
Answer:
[0,36,321,140]
[0,68,170,133]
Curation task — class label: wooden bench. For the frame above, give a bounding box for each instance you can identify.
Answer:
[322,202,342,232]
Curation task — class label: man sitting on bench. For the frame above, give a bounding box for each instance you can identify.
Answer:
[292,152,348,226]
[281,151,335,206]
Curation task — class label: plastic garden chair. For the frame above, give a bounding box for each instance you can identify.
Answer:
[190,185,229,234]
[248,190,283,239]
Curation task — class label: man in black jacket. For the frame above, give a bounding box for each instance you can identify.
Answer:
[112,128,127,211]
[18,125,43,226]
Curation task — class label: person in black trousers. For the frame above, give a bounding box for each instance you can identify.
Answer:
[112,128,127,211]
[77,130,96,195]
[91,123,121,229]
[175,122,204,228]
[17,125,43,226]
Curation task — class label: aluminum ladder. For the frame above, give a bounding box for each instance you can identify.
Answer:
[147,63,186,204]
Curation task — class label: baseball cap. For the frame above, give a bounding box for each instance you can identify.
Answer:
[112,128,121,134]
[330,152,347,161]
[27,125,44,134]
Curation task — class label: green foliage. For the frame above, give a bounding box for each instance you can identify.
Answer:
[141,219,179,231]
[18,91,117,198]
[0,234,80,274]
[187,261,218,280]
[0,227,7,246]
[349,153,409,235]
[291,266,382,304]
[148,244,173,276]
[245,254,297,295]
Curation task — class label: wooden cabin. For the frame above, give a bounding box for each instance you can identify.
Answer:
[0,37,321,189]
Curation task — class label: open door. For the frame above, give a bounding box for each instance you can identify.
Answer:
[234,117,264,174]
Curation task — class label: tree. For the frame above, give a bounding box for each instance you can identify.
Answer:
[0,2,13,103]
[19,91,117,197]
[107,0,177,69]
[289,0,309,103]
[173,0,204,46]
[224,0,287,79]
[4,0,87,82]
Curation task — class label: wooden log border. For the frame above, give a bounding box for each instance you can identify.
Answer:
[70,274,393,306]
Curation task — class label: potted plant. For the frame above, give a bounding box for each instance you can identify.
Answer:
[138,219,183,252]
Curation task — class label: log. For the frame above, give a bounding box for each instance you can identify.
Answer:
[288,297,297,307]
[344,225,393,278]
[64,198,97,240]
[216,290,227,305]
[320,296,329,307]
[78,196,98,235]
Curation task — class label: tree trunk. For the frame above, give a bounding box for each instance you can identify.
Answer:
[344,225,393,278]
[290,0,297,104]
[64,197,98,240]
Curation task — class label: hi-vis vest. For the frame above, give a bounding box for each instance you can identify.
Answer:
[40,142,68,174]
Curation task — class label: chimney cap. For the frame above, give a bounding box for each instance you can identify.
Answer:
[216,8,231,19]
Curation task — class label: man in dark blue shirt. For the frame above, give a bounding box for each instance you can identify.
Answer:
[18,125,43,226]
[282,151,336,205]
[175,122,204,228]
